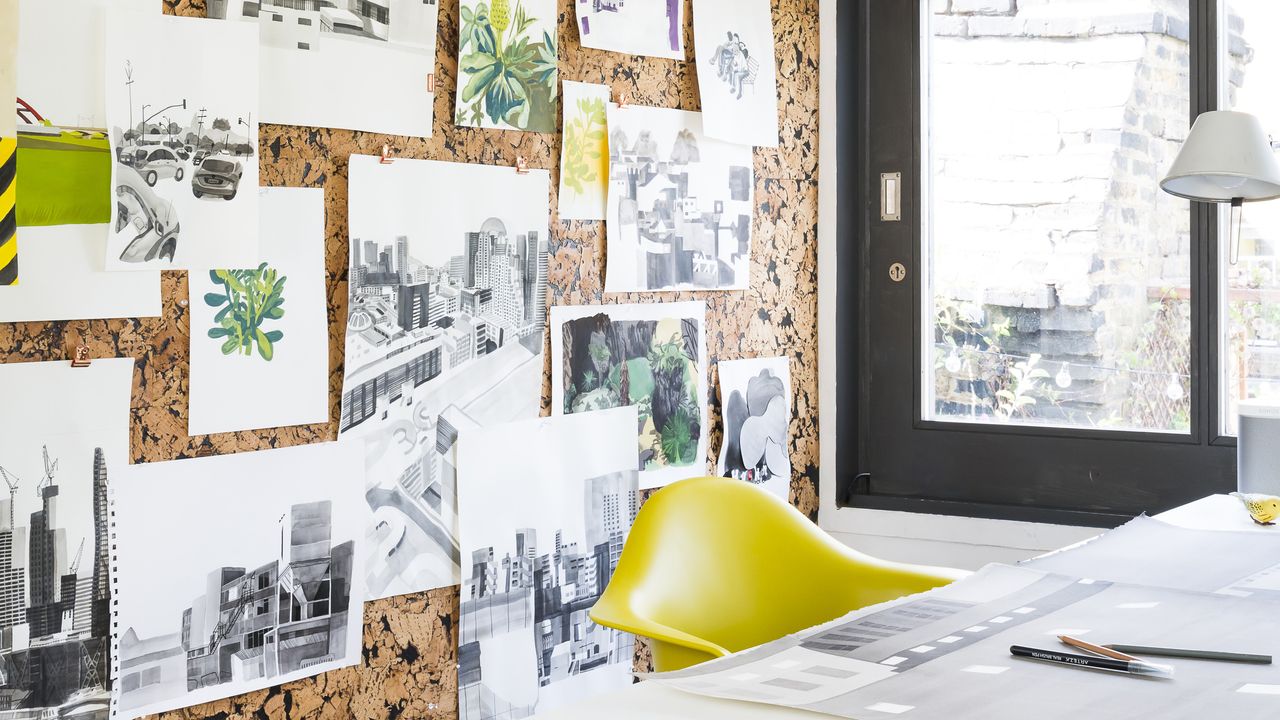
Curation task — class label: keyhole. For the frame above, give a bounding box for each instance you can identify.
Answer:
[889,262,907,283]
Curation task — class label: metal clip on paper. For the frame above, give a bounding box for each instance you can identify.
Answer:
[70,345,92,368]
[380,144,395,165]
[427,73,436,93]
[515,156,529,175]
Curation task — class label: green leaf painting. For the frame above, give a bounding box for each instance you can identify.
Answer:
[558,82,610,219]
[455,0,559,133]
[205,264,287,361]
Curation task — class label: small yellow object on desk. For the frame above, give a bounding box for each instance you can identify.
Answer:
[1230,492,1280,526]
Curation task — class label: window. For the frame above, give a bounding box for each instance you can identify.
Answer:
[837,0,1237,525]
[298,42,311,50]
[272,13,283,22]
[926,3,1191,432]
[1219,0,1280,435]
[298,17,312,26]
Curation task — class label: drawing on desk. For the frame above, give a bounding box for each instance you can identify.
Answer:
[457,407,640,720]
[650,562,1280,718]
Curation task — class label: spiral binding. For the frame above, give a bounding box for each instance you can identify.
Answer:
[108,485,120,719]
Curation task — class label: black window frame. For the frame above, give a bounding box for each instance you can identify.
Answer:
[835,0,1238,528]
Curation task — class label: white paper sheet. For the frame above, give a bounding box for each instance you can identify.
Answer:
[339,154,550,600]
[575,0,685,60]
[0,224,159,321]
[557,81,612,221]
[457,407,640,720]
[551,301,708,489]
[652,563,1280,719]
[454,0,559,133]
[208,0,438,137]
[0,357,134,720]
[109,441,367,720]
[188,187,329,435]
[104,12,260,271]
[692,0,780,147]
[604,104,753,292]
[716,356,791,499]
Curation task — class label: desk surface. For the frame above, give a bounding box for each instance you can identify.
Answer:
[536,494,1254,720]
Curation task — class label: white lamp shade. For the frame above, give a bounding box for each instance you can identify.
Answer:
[1161,110,1280,202]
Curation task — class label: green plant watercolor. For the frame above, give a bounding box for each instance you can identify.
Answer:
[204,264,287,362]
[457,0,559,132]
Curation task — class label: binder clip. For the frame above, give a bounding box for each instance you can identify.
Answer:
[380,144,395,165]
[70,345,92,368]
[615,90,630,109]
[426,73,436,93]
[515,156,529,175]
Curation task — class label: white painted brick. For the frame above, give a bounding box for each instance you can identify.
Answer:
[952,0,1015,14]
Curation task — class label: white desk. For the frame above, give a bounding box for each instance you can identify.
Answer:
[537,494,1252,719]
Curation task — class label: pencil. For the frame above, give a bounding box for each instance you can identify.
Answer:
[1058,635,1141,662]
[1104,644,1272,665]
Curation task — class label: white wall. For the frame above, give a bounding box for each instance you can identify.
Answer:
[814,0,1101,570]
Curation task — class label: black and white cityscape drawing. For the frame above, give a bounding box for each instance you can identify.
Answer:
[207,0,440,137]
[115,501,357,717]
[105,12,260,270]
[457,409,641,720]
[604,104,753,292]
[717,357,792,500]
[340,155,550,600]
[0,447,111,720]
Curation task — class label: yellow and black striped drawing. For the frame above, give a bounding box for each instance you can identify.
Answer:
[0,137,16,286]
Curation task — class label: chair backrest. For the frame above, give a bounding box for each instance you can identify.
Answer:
[598,477,960,669]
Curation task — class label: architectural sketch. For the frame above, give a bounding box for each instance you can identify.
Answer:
[110,442,366,720]
[104,12,259,270]
[716,357,791,499]
[604,104,753,292]
[552,302,708,489]
[0,359,135,720]
[207,0,439,137]
[340,155,550,600]
[575,0,684,60]
[692,0,780,147]
[455,0,558,133]
[457,407,640,720]
[189,188,329,436]
[558,81,611,221]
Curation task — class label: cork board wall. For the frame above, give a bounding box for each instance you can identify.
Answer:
[0,0,821,716]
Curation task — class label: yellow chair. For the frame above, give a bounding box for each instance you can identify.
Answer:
[590,476,969,672]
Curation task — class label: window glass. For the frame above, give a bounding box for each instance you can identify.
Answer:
[1220,0,1280,435]
[925,0,1192,432]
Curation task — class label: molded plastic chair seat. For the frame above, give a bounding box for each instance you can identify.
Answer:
[590,476,968,672]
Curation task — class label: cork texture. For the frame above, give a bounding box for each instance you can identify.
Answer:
[0,0,820,716]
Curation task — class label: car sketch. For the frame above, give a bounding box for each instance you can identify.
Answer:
[192,155,243,201]
[133,146,186,186]
[115,165,180,263]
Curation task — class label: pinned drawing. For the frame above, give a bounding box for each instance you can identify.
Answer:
[692,0,780,147]
[104,12,259,270]
[716,356,792,499]
[558,81,611,221]
[2,0,16,285]
[457,407,640,720]
[576,0,684,60]
[0,358,135,720]
[188,188,329,436]
[604,103,753,292]
[455,0,559,133]
[552,302,708,489]
[110,442,367,720]
[1,0,162,316]
[208,0,439,137]
[340,155,550,600]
